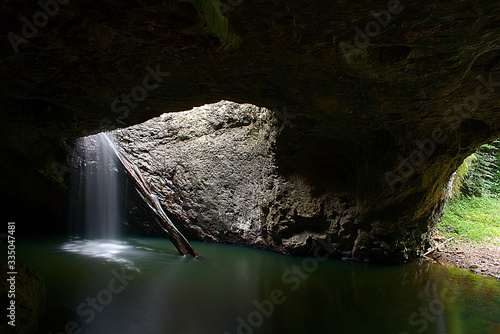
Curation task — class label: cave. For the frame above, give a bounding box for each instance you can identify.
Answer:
[1,1,500,333]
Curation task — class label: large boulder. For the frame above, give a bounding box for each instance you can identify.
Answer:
[115,101,396,262]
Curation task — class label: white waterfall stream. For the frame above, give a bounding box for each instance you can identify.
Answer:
[70,132,123,239]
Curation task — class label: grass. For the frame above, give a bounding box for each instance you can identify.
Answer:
[437,196,500,244]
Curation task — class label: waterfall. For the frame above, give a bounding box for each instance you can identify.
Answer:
[69,132,124,239]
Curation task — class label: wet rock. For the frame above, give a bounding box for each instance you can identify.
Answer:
[113,101,389,261]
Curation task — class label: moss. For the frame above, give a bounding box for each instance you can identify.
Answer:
[180,0,241,50]
[449,153,478,200]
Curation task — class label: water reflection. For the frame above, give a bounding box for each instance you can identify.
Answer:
[15,237,500,334]
[61,239,139,271]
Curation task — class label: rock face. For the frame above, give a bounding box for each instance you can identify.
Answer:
[0,260,46,334]
[1,0,500,261]
[115,101,390,262]
[115,102,276,246]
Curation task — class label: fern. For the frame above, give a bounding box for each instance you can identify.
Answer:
[180,0,241,50]
[461,139,500,198]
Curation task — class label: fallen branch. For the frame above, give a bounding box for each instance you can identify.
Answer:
[423,236,456,257]
[102,133,199,257]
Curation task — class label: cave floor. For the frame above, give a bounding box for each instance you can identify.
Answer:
[428,234,500,280]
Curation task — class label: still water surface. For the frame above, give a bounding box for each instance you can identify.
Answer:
[16,236,500,334]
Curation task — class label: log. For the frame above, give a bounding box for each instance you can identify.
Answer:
[102,133,199,257]
[423,236,456,257]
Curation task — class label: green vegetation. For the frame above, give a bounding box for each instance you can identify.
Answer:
[461,140,500,198]
[180,0,241,50]
[437,139,500,244]
[446,154,477,200]
[437,196,500,243]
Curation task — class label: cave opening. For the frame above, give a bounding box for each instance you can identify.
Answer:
[6,101,500,334]
[2,0,500,331]
[3,81,500,334]
[430,139,500,279]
